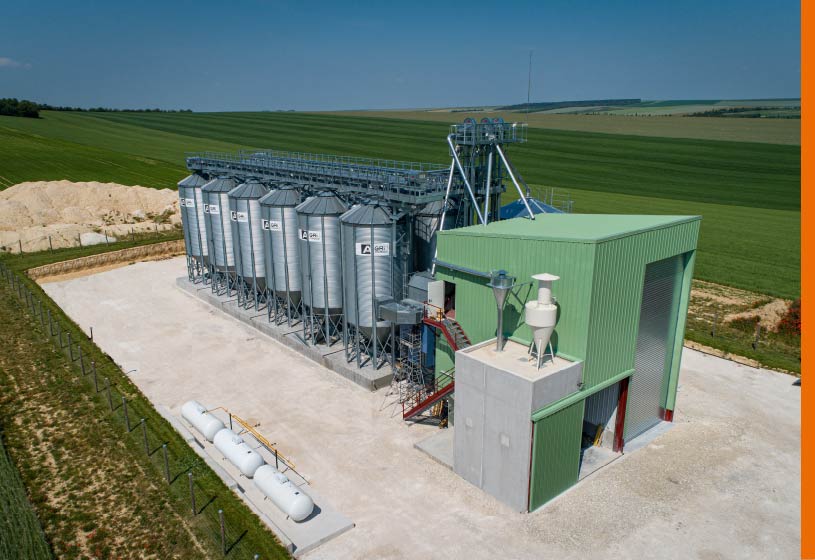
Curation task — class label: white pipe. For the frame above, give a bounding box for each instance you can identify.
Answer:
[495,144,535,220]
[446,135,486,225]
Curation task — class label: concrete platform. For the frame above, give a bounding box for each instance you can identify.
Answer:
[175,277,393,391]
[176,410,354,557]
[415,428,454,470]
[42,258,801,560]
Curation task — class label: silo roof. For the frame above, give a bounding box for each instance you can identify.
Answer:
[202,177,238,193]
[296,192,347,215]
[178,173,208,188]
[260,187,301,207]
[230,180,270,199]
[340,202,393,225]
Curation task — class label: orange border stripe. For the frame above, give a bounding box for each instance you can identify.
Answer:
[803,0,811,557]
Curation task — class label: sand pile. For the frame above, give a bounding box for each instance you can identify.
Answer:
[0,180,181,252]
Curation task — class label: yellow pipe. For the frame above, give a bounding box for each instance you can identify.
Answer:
[207,406,296,470]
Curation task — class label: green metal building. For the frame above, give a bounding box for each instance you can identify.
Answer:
[433,213,700,511]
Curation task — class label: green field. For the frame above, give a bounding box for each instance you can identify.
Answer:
[0,110,800,297]
[0,243,289,559]
[0,429,52,560]
[326,110,801,145]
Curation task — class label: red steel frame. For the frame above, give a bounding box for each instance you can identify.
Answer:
[613,377,630,453]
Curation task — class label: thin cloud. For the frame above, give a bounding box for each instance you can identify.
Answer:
[0,57,31,69]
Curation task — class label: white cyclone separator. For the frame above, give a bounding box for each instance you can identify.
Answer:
[524,273,560,368]
[181,400,226,442]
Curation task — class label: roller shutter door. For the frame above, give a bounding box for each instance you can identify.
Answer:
[624,255,683,440]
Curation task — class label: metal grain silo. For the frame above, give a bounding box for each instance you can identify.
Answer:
[178,173,209,282]
[414,200,457,272]
[201,177,239,294]
[228,179,269,310]
[296,192,347,345]
[341,200,405,368]
[259,186,302,325]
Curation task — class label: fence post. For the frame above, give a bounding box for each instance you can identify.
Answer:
[79,346,85,374]
[18,240,22,255]
[105,377,113,410]
[48,236,53,252]
[275,449,278,469]
[141,418,149,454]
[219,509,226,555]
[188,472,196,515]
[92,361,98,391]
[162,444,170,483]
[90,326,93,341]
[78,234,82,248]
[104,230,109,245]
[123,397,131,431]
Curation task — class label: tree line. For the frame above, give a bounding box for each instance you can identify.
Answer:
[0,98,40,118]
[0,98,193,118]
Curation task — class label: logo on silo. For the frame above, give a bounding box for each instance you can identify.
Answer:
[208,205,220,215]
[356,243,390,256]
[299,229,322,242]
[268,220,282,232]
[230,211,238,221]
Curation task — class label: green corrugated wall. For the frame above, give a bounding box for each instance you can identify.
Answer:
[583,220,700,390]
[434,218,700,511]
[529,400,584,510]
[435,236,596,373]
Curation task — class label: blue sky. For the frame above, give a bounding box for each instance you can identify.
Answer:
[0,0,800,111]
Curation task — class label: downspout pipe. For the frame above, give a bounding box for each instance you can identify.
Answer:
[446,135,486,225]
[495,144,535,220]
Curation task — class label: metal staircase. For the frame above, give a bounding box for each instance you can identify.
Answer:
[401,307,471,420]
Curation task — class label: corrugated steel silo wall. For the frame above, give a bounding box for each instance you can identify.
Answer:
[434,235,596,374]
[529,400,584,511]
[583,220,700,393]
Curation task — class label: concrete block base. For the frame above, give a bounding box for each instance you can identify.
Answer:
[176,277,393,391]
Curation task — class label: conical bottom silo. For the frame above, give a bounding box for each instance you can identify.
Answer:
[201,177,239,294]
[178,173,209,281]
[296,192,347,345]
[259,186,302,324]
[341,200,405,368]
[228,179,270,309]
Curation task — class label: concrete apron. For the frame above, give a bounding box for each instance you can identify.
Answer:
[176,277,393,391]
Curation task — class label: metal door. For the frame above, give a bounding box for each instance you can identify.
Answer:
[624,255,683,440]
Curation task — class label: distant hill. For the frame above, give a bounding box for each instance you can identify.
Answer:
[497,99,641,112]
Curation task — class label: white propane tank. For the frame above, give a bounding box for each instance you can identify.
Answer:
[254,465,315,522]
[524,273,560,369]
[213,428,265,478]
[181,400,226,442]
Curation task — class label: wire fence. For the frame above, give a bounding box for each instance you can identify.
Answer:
[2,225,180,255]
[0,260,281,559]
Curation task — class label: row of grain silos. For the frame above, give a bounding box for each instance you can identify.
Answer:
[179,174,412,367]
